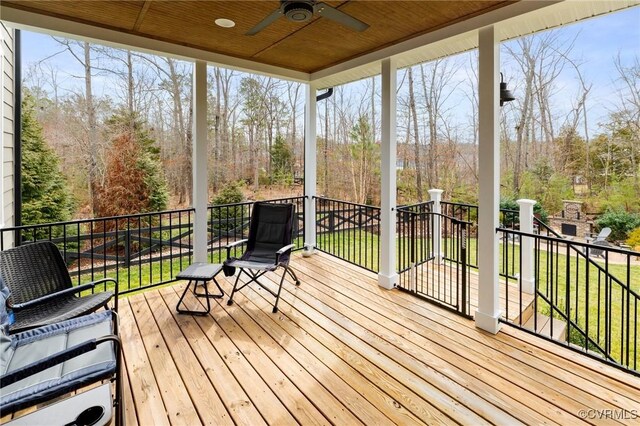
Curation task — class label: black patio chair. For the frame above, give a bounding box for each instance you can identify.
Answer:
[224,202,300,313]
[0,291,124,426]
[0,241,117,333]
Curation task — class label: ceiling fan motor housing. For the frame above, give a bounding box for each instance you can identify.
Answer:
[284,1,314,22]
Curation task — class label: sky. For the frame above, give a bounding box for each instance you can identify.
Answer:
[20,4,640,139]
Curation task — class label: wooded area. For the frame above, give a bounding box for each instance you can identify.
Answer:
[21,19,640,239]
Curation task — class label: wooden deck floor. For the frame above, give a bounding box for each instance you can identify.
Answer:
[118,252,640,426]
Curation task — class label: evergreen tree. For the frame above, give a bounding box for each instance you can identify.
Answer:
[21,93,74,227]
[269,134,294,185]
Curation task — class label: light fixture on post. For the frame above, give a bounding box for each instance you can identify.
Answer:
[500,72,515,106]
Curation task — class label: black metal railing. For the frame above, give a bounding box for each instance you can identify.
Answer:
[497,227,640,374]
[207,196,305,261]
[441,201,478,269]
[397,206,471,317]
[0,209,195,295]
[0,197,305,295]
[314,196,380,272]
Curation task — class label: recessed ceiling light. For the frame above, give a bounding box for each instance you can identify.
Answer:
[215,18,236,28]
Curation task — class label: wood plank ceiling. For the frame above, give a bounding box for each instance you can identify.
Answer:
[3,0,515,73]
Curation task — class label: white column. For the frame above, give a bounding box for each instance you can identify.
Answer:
[378,58,398,290]
[475,26,501,333]
[303,82,317,257]
[428,189,444,263]
[517,199,536,294]
[192,61,208,263]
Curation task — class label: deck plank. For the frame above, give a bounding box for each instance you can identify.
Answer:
[143,290,233,425]
[233,278,454,425]
[118,299,171,426]
[161,286,310,425]
[100,252,640,426]
[313,253,640,395]
[224,281,426,425]
[297,258,612,425]
[127,295,202,425]
[173,286,331,426]
[296,260,573,425]
[210,283,379,426]
[158,289,268,426]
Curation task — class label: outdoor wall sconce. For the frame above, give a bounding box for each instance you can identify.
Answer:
[500,72,515,106]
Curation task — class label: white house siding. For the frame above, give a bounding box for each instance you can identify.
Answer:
[1,22,15,248]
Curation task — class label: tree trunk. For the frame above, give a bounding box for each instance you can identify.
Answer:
[84,42,98,216]
[407,68,424,201]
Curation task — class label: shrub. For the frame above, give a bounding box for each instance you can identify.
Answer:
[595,210,640,242]
[210,182,247,233]
[626,227,640,251]
[499,198,548,228]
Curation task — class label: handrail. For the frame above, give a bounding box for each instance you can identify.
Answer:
[398,206,472,227]
[496,227,640,301]
[313,196,381,211]
[0,208,195,231]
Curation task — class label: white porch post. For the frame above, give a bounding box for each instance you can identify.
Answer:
[428,189,444,263]
[378,58,398,290]
[475,26,501,333]
[517,199,536,294]
[303,82,317,256]
[192,61,208,263]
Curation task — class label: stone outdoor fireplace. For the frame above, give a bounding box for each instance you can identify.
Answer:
[548,200,593,239]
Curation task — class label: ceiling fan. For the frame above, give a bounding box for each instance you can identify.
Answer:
[246,1,369,36]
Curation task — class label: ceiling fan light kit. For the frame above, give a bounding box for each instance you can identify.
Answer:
[284,2,314,22]
[246,0,369,36]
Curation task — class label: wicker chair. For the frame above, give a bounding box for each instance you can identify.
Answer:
[0,297,124,426]
[0,241,117,333]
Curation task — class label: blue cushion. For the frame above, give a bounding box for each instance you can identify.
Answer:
[0,277,10,333]
[0,311,116,413]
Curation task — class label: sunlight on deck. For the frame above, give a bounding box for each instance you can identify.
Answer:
[118,253,640,425]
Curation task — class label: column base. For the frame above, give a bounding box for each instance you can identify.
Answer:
[475,309,502,334]
[302,246,315,257]
[377,272,398,290]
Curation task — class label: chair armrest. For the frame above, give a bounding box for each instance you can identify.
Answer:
[0,335,121,388]
[91,278,119,312]
[226,239,248,259]
[275,244,295,264]
[11,278,117,311]
[11,282,98,311]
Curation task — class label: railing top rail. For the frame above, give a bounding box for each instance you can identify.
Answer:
[397,208,472,226]
[398,200,434,210]
[534,217,563,238]
[1,208,196,231]
[441,201,479,209]
[497,227,640,256]
[208,196,305,209]
[313,196,381,210]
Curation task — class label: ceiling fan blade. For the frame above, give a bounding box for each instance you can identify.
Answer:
[315,2,369,32]
[246,7,283,36]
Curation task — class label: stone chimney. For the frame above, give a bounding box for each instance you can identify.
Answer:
[562,200,583,220]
